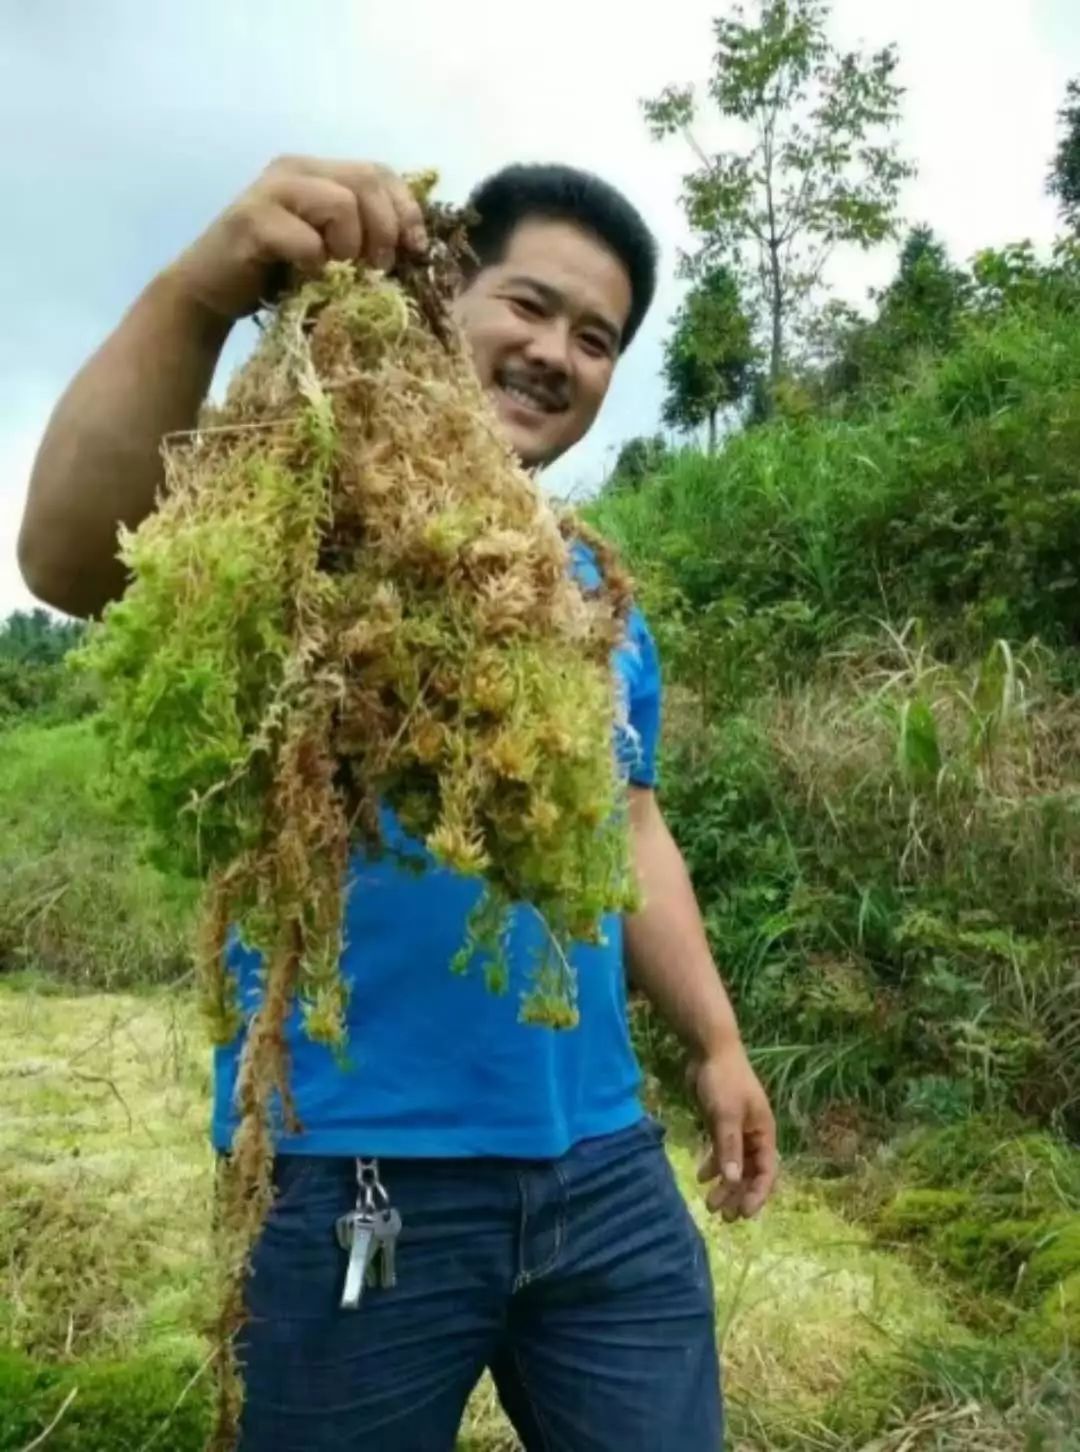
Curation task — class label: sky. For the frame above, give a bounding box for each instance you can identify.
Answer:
[1,0,1077,617]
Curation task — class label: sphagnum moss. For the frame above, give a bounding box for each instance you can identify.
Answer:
[78,176,638,1448]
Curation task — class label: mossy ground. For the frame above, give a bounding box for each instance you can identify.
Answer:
[3,983,1076,1450]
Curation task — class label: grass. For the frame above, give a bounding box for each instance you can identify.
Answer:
[2,982,1076,1450]
[0,720,197,989]
[620,623,1080,1143]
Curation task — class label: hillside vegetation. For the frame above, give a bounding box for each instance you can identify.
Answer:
[593,255,1080,1148]
[3,129,1080,1452]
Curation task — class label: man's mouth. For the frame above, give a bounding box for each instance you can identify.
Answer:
[494,371,568,416]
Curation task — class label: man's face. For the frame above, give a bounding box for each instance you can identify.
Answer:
[452,217,633,469]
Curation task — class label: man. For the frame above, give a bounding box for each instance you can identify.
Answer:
[19,157,777,1450]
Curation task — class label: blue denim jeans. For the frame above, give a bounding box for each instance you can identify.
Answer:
[236,1116,723,1450]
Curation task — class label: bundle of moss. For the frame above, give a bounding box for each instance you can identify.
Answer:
[79,174,637,1447]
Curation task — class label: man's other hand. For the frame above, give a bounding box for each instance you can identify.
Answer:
[689,1044,778,1221]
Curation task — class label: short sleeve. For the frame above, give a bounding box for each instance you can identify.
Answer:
[626,606,662,788]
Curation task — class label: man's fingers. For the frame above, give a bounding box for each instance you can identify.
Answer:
[746,1118,779,1189]
[382,168,429,253]
[706,1178,742,1217]
[698,1114,741,1182]
[355,179,401,270]
[696,1142,716,1184]
[273,176,362,264]
[741,1183,770,1218]
[257,206,328,277]
[715,1116,743,1186]
[700,1113,744,1218]
[739,1162,776,1218]
[271,157,427,267]
[744,1160,779,1216]
[739,1121,779,1218]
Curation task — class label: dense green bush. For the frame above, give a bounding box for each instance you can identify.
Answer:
[592,297,1080,707]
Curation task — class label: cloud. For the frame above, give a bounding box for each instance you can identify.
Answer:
[2,0,1077,617]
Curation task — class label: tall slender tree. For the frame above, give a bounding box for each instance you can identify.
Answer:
[644,0,913,390]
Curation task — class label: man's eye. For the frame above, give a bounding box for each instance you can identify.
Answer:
[509,296,544,317]
[580,334,611,357]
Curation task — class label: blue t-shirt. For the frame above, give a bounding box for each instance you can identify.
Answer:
[210,549,662,1159]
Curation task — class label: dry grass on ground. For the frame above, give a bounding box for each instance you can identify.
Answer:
[1,983,1061,1450]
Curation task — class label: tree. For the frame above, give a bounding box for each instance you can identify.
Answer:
[1049,77,1080,232]
[0,610,93,723]
[661,266,756,451]
[0,608,84,666]
[607,434,671,490]
[644,0,914,391]
[880,227,970,350]
[809,226,970,399]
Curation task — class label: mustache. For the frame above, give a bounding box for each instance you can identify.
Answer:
[498,367,570,411]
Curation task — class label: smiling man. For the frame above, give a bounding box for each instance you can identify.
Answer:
[18,157,776,1451]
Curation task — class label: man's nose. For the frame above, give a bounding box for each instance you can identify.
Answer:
[522,316,572,376]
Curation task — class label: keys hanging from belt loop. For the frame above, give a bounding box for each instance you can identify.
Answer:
[335,1158,401,1310]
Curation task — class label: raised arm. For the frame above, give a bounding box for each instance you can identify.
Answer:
[18,157,429,618]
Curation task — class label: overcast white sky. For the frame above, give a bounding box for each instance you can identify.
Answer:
[1,0,1077,617]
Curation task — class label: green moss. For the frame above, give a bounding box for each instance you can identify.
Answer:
[1028,1215,1080,1291]
[877,1187,972,1235]
[891,1121,1080,1201]
[1021,1270,1080,1357]
[0,1348,210,1452]
[859,1126,1080,1327]
[933,1215,1049,1296]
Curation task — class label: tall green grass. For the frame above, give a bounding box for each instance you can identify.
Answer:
[0,721,196,988]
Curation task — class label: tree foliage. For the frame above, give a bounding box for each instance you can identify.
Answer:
[661,265,756,450]
[644,0,913,388]
[0,609,84,667]
[607,435,672,491]
[653,267,754,447]
[0,610,91,724]
[810,226,970,399]
[1049,76,1080,232]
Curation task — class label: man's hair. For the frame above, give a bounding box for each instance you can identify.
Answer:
[464,163,658,352]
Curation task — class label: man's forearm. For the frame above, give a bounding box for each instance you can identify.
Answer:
[18,267,232,619]
[624,788,743,1058]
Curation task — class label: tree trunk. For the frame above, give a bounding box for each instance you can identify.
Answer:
[708,409,717,454]
[769,240,784,385]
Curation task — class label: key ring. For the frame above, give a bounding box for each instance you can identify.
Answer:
[355,1157,390,1213]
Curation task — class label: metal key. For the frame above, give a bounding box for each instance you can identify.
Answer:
[367,1206,402,1290]
[336,1207,378,1310]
